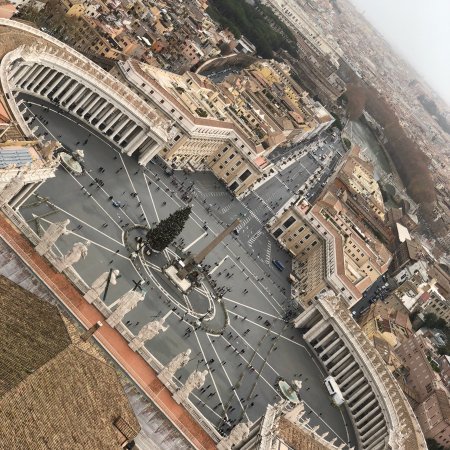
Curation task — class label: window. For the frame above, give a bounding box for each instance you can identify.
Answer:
[273,228,283,238]
[283,216,296,229]
[239,170,251,182]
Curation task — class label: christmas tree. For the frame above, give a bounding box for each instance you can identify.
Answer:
[146,206,191,251]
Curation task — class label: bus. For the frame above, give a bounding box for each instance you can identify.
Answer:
[324,376,345,406]
[272,259,285,271]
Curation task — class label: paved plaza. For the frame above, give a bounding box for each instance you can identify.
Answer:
[19,97,355,448]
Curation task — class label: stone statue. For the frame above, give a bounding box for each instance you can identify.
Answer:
[158,349,192,384]
[129,317,169,351]
[106,289,145,328]
[35,219,70,256]
[84,269,120,304]
[284,402,305,423]
[173,369,207,404]
[55,241,90,272]
[217,421,252,450]
[40,140,61,161]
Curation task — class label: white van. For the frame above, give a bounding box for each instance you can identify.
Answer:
[324,376,345,406]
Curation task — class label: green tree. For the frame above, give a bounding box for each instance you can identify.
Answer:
[146,206,191,252]
[426,438,445,450]
[343,137,352,149]
[423,312,439,329]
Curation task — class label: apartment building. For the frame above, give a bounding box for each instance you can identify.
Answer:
[270,192,391,307]
[112,60,269,196]
[414,390,450,448]
[422,288,450,323]
[269,205,327,306]
[395,335,450,448]
[358,301,413,345]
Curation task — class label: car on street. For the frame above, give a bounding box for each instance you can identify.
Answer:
[112,200,121,207]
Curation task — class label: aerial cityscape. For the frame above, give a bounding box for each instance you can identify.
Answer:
[0,0,448,449]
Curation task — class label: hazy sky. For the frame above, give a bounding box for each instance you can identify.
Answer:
[349,0,450,105]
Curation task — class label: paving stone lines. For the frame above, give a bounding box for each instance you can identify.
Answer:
[14,97,354,448]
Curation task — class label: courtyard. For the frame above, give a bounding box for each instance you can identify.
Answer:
[18,96,355,448]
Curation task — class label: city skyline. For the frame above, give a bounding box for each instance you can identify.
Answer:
[350,0,450,106]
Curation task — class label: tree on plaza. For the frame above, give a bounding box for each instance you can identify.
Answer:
[146,206,191,252]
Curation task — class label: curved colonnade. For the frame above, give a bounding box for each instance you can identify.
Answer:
[294,293,427,450]
[0,19,169,166]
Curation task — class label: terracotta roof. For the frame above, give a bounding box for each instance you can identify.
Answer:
[0,275,72,397]
[0,275,140,449]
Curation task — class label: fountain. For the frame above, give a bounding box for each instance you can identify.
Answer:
[60,149,84,175]
[278,379,300,404]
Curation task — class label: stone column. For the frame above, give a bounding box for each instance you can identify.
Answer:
[326,345,352,373]
[106,290,145,328]
[84,269,120,304]
[81,94,100,116]
[138,141,161,165]
[173,369,207,404]
[54,241,90,272]
[75,90,95,111]
[53,77,72,100]
[11,64,29,83]
[19,64,40,88]
[158,349,192,385]
[354,397,377,420]
[129,315,169,351]
[33,67,52,93]
[118,124,138,145]
[314,330,335,350]
[66,86,88,109]
[47,73,66,97]
[83,95,103,117]
[95,104,115,126]
[125,132,148,156]
[89,100,108,122]
[104,111,124,133]
[217,421,252,450]
[23,65,45,90]
[14,65,33,85]
[347,384,371,405]
[350,391,373,412]
[37,68,56,95]
[110,118,131,139]
[60,82,79,104]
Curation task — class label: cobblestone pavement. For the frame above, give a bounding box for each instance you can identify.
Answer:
[18,96,355,448]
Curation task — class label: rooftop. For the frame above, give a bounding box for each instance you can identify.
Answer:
[0,275,140,450]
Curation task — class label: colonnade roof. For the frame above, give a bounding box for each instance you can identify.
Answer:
[314,293,427,450]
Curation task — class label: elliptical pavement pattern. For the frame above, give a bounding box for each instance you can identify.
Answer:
[15,98,355,448]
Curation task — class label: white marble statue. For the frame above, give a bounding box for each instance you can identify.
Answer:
[0,169,27,207]
[158,349,192,384]
[284,402,305,423]
[173,369,207,404]
[55,241,90,272]
[84,269,120,304]
[35,219,70,256]
[217,421,252,450]
[106,289,145,328]
[129,317,169,351]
